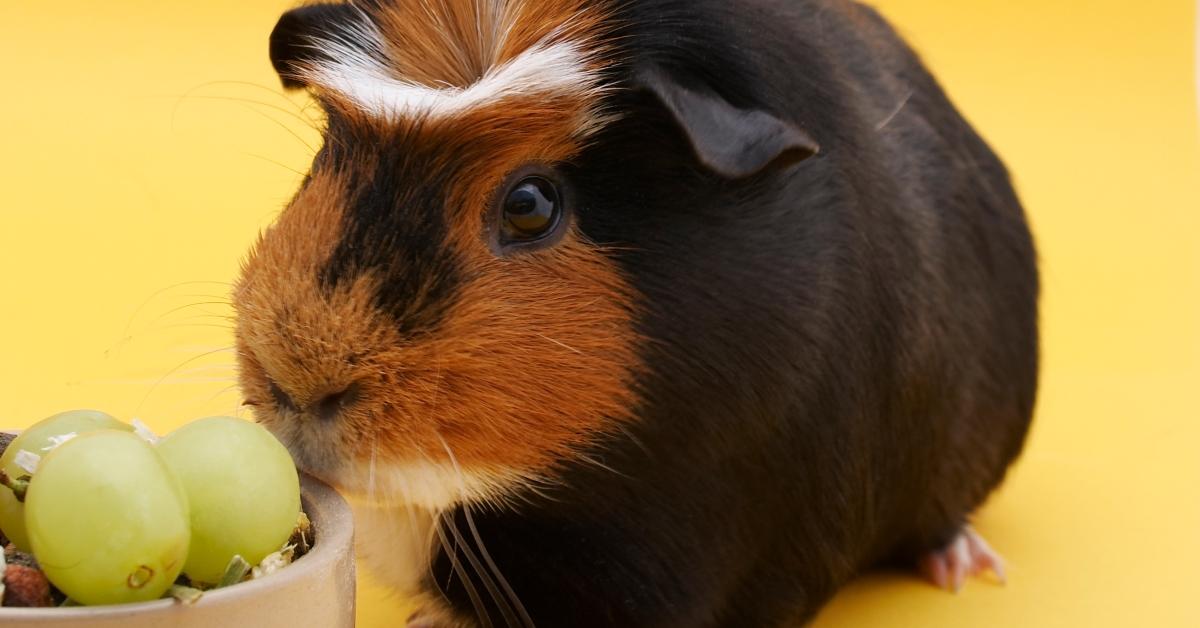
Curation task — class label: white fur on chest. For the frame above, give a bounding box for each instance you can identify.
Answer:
[352,499,438,595]
[343,462,532,593]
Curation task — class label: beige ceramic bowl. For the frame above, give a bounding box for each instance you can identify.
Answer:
[0,474,355,627]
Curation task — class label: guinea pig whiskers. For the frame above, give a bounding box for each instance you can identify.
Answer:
[439,434,534,628]
[432,512,493,628]
[420,508,450,601]
[119,280,234,331]
[444,508,520,628]
[389,464,449,604]
[203,386,255,420]
[142,314,236,329]
[431,503,459,594]
[171,78,320,118]
[242,152,311,179]
[109,363,238,380]
[158,293,234,304]
[574,452,631,481]
[613,423,653,458]
[171,92,322,136]
[115,301,235,347]
[135,346,237,414]
[203,383,243,404]
[158,311,236,322]
[133,322,236,336]
[501,477,557,510]
[464,503,534,628]
[113,283,234,354]
[232,101,319,154]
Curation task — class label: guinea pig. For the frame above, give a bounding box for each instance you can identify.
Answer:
[234,0,1039,626]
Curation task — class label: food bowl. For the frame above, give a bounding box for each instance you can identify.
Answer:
[0,474,355,627]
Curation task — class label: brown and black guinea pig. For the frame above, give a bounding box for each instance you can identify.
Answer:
[233,0,1039,626]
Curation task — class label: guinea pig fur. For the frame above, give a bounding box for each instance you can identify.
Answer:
[235,0,1040,626]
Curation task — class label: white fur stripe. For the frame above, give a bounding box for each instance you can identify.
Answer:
[301,14,600,121]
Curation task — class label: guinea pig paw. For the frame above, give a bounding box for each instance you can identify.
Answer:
[917,525,1007,594]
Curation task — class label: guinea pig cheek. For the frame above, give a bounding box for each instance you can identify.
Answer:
[402,192,642,502]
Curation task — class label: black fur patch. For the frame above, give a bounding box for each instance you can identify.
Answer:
[421,0,1039,626]
[319,113,464,336]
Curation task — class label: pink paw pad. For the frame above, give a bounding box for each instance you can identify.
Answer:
[918,525,1007,593]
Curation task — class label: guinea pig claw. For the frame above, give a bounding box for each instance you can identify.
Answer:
[965,527,1007,585]
[918,525,1006,594]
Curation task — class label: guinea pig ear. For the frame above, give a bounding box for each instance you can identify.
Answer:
[635,66,820,179]
[269,3,360,90]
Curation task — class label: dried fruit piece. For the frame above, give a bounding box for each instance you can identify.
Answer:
[3,564,53,607]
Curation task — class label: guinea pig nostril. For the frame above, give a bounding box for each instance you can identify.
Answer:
[314,382,361,422]
[268,380,298,413]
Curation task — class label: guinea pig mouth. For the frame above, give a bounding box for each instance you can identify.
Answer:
[271,418,526,509]
[258,418,348,488]
[264,411,535,509]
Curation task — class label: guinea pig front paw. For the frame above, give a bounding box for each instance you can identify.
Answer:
[917,525,1007,593]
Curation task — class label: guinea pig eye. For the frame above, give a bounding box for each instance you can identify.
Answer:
[490,166,573,254]
[501,177,560,241]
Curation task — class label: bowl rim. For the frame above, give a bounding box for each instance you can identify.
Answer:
[0,473,352,618]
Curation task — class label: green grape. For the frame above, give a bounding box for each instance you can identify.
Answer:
[25,430,190,606]
[156,416,300,585]
[0,410,131,551]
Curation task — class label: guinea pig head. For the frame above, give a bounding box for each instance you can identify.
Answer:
[236,0,636,510]
[236,0,819,511]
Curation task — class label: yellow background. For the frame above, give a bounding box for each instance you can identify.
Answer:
[1,1,1197,626]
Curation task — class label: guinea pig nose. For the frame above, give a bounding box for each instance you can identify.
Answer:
[313,382,362,422]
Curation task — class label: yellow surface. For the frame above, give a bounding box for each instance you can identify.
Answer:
[1,1,1196,626]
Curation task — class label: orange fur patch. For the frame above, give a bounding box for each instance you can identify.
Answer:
[366,0,611,88]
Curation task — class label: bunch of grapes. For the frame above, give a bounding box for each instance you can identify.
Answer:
[0,411,303,606]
